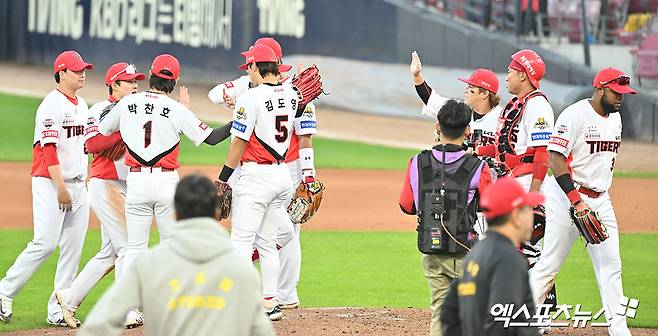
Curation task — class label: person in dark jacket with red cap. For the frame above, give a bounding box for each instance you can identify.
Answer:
[441,177,544,336]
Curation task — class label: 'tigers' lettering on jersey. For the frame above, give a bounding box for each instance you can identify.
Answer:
[587,140,621,154]
[63,125,85,138]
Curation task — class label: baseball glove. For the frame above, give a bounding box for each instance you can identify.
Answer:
[570,201,608,245]
[529,204,546,245]
[97,141,126,161]
[214,180,232,221]
[292,65,324,108]
[288,180,325,224]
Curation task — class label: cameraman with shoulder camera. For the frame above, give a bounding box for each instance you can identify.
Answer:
[399,100,492,336]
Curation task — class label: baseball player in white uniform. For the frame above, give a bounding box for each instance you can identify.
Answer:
[0,51,92,326]
[476,49,554,268]
[529,68,636,336]
[410,51,502,147]
[215,44,300,321]
[54,62,146,329]
[209,37,317,309]
[409,51,500,238]
[99,54,232,276]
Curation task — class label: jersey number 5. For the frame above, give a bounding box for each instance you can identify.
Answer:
[143,121,152,148]
[275,115,288,143]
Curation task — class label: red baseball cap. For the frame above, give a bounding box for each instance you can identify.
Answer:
[593,67,637,95]
[459,68,499,94]
[480,177,545,219]
[53,51,93,74]
[238,45,278,70]
[254,37,292,72]
[105,62,146,86]
[150,54,180,80]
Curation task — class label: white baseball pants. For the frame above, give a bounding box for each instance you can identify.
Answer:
[230,162,292,299]
[122,169,178,274]
[59,178,127,311]
[0,177,88,321]
[529,176,630,336]
[277,159,303,304]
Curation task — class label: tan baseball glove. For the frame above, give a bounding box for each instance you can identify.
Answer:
[570,201,608,244]
[288,180,325,224]
[214,180,232,221]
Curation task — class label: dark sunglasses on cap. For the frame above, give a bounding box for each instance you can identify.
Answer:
[599,75,630,87]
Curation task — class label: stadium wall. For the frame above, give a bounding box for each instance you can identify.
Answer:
[0,0,655,141]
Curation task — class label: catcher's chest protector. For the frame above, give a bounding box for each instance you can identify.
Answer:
[416,150,480,255]
[497,92,547,162]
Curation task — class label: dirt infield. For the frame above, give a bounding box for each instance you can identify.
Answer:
[1,162,657,335]
[5,308,658,335]
[1,162,656,233]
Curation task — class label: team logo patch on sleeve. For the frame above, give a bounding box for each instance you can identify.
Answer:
[531,132,551,141]
[557,124,568,135]
[235,107,247,120]
[534,117,550,129]
[198,122,208,130]
[43,118,54,129]
[300,121,317,129]
[303,106,314,118]
[549,136,569,148]
[232,121,247,133]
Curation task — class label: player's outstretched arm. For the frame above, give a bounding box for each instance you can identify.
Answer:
[204,121,233,145]
[410,51,425,85]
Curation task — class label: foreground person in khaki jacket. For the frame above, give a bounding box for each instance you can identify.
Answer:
[78,174,275,336]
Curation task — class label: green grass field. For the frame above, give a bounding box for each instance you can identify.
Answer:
[1,91,658,332]
[0,230,656,333]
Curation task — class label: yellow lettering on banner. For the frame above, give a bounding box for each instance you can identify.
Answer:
[458,282,477,296]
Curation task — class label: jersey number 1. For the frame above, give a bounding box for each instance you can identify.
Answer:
[275,115,288,143]
[143,121,152,148]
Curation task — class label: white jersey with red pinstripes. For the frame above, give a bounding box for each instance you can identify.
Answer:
[231,83,299,163]
[548,99,622,192]
[98,91,212,169]
[31,89,88,180]
[85,99,129,181]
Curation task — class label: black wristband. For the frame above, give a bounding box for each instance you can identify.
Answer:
[218,165,234,182]
[415,81,432,105]
[555,173,576,194]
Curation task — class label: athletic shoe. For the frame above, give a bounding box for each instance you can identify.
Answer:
[281,302,299,309]
[47,317,81,327]
[264,299,284,321]
[0,293,12,323]
[55,292,78,328]
[125,309,144,329]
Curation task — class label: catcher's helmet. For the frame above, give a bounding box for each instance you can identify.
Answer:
[511,49,545,89]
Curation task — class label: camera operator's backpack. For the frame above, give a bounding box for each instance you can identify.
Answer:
[416,145,480,255]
